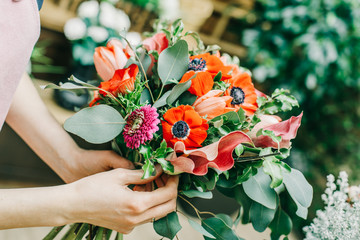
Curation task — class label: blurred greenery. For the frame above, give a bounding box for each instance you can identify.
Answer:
[226,0,360,236]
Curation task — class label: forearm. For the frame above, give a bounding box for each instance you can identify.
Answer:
[5,73,81,181]
[0,185,73,229]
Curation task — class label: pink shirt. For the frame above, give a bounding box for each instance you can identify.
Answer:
[0,0,40,130]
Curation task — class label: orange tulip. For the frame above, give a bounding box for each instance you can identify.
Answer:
[94,38,133,81]
[193,90,235,120]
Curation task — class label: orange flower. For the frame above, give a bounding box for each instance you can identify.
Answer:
[193,90,235,120]
[162,105,208,149]
[179,53,232,97]
[89,64,139,106]
[94,38,133,81]
[224,72,258,115]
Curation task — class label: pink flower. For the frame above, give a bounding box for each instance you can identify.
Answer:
[123,105,160,149]
[248,112,303,148]
[94,38,133,81]
[166,131,253,175]
[142,33,169,73]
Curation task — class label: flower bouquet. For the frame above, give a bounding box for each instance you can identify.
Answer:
[44,19,313,240]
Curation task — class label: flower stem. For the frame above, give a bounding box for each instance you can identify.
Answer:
[178,195,202,220]
[43,226,65,240]
[116,232,124,240]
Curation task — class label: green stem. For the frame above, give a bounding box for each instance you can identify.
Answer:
[243,146,261,154]
[94,227,104,240]
[60,223,81,240]
[74,224,89,240]
[116,232,124,240]
[43,226,65,240]
[178,195,202,220]
[235,152,281,162]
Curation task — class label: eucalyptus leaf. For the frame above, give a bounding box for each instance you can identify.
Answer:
[188,219,215,239]
[269,209,293,240]
[263,159,283,188]
[202,216,239,240]
[283,168,313,208]
[166,81,191,105]
[178,91,197,105]
[293,198,308,219]
[158,40,189,84]
[64,105,125,144]
[234,185,253,224]
[153,212,182,240]
[242,168,277,209]
[181,190,213,199]
[250,202,276,232]
[153,91,171,108]
[140,88,152,104]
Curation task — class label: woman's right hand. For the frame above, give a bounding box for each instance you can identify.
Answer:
[64,165,179,234]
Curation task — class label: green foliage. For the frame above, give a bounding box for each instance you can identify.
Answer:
[250,202,276,232]
[188,219,215,239]
[153,212,182,240]
[269,209,293,240]
[64,105,125,144]
[181,190,213,199]
[202,215,240,240]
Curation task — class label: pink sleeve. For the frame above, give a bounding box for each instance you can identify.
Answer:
[0,0,40,130]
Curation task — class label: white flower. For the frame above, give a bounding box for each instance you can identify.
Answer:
[64,18,87,41]
[77,0,99,19]
[125,32,142,46]
[348,186,360,202]
[158,0,180,21]
[88,26,109,43]
[99,2,130,32]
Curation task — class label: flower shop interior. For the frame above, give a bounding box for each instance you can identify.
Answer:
[0,0,359,239]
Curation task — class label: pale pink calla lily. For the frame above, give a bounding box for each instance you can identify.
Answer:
[142,33,169,73]
[193,90,235,120]
[166,131,253,175]
[94,39,133,81]
[248,112,303,148]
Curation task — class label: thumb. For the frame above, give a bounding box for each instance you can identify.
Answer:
[105,151,134,170]
[120,165,163,185]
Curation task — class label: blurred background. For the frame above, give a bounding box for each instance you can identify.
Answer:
[0,0,359,239]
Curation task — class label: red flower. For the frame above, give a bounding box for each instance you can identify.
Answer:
[224,72,258,116]
[248,112,303,148]
[162,105,208,149]
[166,131,253,175]
[179,53,232,97]
[89,64,139,106]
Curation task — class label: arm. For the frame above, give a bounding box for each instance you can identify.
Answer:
[5,73,132,183]
[0,167,178,233]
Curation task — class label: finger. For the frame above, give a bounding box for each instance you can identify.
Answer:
[138,198,177,224]
[136,175,179,209]
[120,165,163,185]
[105,151,134,169]
[155,177,165,188]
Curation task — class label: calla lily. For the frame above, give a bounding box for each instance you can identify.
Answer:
[143,33,169,74]
[166,131,253,175]
[248,112,303,148]
[94,38,133,81]
[193,90,235,120]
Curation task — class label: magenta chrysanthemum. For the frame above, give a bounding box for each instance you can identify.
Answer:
[123,105,160,149]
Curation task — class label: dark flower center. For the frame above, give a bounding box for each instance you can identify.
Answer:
[188,58,206,71]
[171,120,190,139]
[230,87,245,105]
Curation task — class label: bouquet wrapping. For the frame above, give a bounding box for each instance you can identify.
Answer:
[44,19,313,240]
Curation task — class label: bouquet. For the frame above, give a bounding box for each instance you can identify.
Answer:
[44,19,313,240]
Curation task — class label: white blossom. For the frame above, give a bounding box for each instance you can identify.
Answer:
[99,2,130,32]
[64,18,87,41]
[87,26,109,43]
[158,0,180,21]
[77,0,99,19]
[303,171,360,240]
[125,32,142,46]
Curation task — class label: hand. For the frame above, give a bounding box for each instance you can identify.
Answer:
[65,165,179,234]
[60,149,134,183]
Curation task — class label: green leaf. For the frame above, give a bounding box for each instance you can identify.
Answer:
[211,111,240,124]
[214,71,222,82]
[140,88,152,104]
[202,216,239,240]
[250,202,276,232]
[139,145,152,160]
[158,40,189,84]
[156,158,174,174]
[178,91,198,105]
[153,212,182,240]
[153,91,171,108]
[257,129,282,148]
[142,158,155,179]
[293,198,308,219]
[235,144,245,157]
[283,168,313,208]
[181,190,213,199]
[234,185,253,224]
[64,105,125,144]
[237,108,246,123]
[242,168,277,209]
[269,209,293,240]
[263,159,283,188]
[188,219,215,239]
[166,80,192,105]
